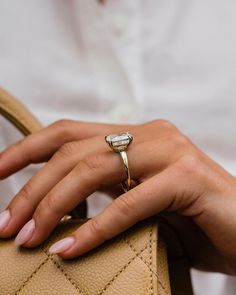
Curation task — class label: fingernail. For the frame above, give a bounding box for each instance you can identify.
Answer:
[49,237,75,254]
[15,219,35,246]
[0,210,11,231]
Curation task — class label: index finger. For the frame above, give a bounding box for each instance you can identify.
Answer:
[0,120,129,179]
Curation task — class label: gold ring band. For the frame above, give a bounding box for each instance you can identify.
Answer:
[105,132,133,192]
[119,150,131,192]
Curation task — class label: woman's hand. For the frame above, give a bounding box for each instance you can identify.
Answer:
[0,119,236,274]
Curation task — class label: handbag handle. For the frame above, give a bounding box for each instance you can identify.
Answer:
[0,87,42,135]
[0,86,88,218]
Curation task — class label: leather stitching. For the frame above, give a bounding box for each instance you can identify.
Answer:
[98,242,152,294]
[99,223,158,295]
[43,251,88,295]
[44,240,158,295]
[44,237,158,295]
[149,223,154,295]
[14,223,166,295]
[14,251,87,295]
[124,238,168,294]
[14,255,50,295]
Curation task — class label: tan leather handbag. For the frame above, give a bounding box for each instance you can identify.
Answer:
[0,88,193,295]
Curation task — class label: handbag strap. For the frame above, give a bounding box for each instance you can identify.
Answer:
[0,87,42,135]
[0,86,88,219]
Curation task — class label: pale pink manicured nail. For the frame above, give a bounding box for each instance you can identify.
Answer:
[0,210,11,231]
[49,237,75,254]
[15,219,35,246]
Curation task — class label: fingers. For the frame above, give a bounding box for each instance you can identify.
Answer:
[8,137,170,244]
[0,120,129,179]
[2,135,191,242]
[53,165,179,258]
[50,166,178,258]
[0,137,107,238]
[0,120,75,178]
[15,151,127,247]
[1,134,150,239]
[49,155,206,259]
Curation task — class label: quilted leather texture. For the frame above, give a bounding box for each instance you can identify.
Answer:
[0,88,171,294]
[0,218,171,295]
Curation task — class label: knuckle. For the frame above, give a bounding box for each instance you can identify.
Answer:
[114,193,137,217]
[154,119,176,130]
[52,119,73,129]
[172,134,191,148]
[177,154,201,176]
[88,218,107,240]
[19,183,33,203]
[40,194,62,218]
[50,119,74,138]
[81,154,104,172]
[15,136,36,162]
[57,142,79,158]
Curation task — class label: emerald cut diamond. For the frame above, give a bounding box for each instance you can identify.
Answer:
[105,132,133,152]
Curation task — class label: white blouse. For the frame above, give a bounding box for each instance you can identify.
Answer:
[0,1,236,294]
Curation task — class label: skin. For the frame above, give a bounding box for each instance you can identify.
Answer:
[0,119,236,274]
